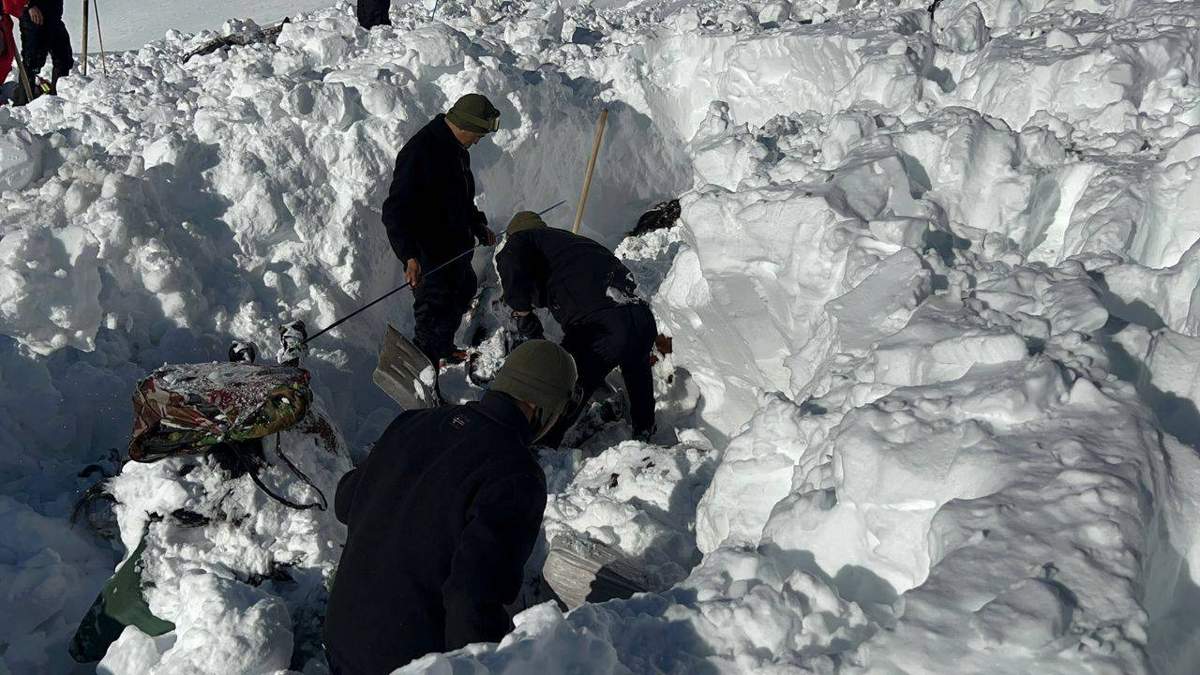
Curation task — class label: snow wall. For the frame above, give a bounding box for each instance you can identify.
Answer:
[4,0,1200,673]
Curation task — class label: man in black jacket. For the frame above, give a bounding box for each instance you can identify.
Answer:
[496,211,658,445]
[324,340,577,675]
[381,93,500,365]
[16,0,71,102]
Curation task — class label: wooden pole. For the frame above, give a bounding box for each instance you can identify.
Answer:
[93,0,106,75]
[571,109,608,234]
[14,47,34,103]
[80,0,89,75]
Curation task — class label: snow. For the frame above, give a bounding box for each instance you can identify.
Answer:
[3,0,1200,673]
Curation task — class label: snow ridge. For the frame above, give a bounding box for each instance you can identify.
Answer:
[3,0,1200,673]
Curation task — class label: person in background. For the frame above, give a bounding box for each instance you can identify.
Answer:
[14,0,71,104]
[380,93,501,366]
[356,0,390,29]
[323,340,578,674]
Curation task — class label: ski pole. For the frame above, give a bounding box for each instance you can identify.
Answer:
[81,0,89,76]
[304,246,476,345]
[94,0,107,76]
[304,200,564,345]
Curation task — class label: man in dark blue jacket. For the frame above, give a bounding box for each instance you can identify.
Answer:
[496,212,658,445]
[381,93,500,365]
[323,340,577,674]
[14,0,71,104]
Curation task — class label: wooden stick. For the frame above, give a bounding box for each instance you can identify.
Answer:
[93,0,107,75]
[571,109,608,234]
[81,0,89,76]
[14,45,34,103]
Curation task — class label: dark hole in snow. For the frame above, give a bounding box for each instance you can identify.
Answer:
[171,509,210,528]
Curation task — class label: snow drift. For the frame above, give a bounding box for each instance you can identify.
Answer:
[4,0,1200,673]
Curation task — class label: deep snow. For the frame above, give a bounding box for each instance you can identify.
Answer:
[4,0,1200,673]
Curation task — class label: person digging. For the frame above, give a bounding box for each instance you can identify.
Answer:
[380,93,500,369]
[323,339,577,675]
[496,211,659,446]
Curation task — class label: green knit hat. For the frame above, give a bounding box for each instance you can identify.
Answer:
[446,93,500,134]
[491,340,578,433]
[507,211,547,235]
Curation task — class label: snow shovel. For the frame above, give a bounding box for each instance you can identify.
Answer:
[542,532,650,610]
[373,324,439,410]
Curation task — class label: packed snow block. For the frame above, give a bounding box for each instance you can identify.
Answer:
[972,577,1075,648]
[274,16,361,69]
[0,225,103,355]
[543,442,715,590]
[972,260,1109,337]
[889,108,1038,243]
[689,102,771,190]
[1099,242,1200,336]
[947,22,1198,134]
[825,248,932,354]
[100,573,293,674]
[1147,330,1200,443]
[871,301,1028,387]
[637,23,922,138]
[0,128,44,191]
[933,2,990,53]
[655,187,851,433]
[695,396,835,554]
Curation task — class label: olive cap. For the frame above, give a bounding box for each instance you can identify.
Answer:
[507,211,548,235]
[446,93,500,134]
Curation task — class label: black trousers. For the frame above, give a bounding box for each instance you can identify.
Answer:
[412,256,476,364]
[357,0,392,28]
[20,10,72,82]
[546,303,657,444]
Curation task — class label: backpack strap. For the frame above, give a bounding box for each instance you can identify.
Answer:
[242,434,328,511]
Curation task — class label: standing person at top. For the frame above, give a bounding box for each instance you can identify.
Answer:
[14,0,71,104]
[323,340,578,674]
[0,0,27,97]
[496,211,659,445]
[381,93,501,366]
[356,0,390,29]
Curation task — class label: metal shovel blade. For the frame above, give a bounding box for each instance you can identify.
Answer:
[542,532,649,610]
[373,324,437,409]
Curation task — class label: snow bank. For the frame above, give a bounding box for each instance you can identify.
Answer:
[5,0,1200,672]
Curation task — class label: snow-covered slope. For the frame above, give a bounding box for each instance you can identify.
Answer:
[3,0,1200,673]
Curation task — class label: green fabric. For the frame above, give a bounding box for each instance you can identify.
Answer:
[70,536,175,663]
[446,93,500,133]
[506,211,547,235]
[491,340,578,421]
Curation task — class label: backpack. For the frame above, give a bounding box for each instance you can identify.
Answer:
[128,361,327,511]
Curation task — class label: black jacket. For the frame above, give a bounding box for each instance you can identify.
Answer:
[27,0,64,17]
[497,227,639,329]
[323,392,545,674]
[381,114,489,265]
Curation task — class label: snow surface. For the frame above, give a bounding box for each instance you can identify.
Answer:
[4,0,1200,673]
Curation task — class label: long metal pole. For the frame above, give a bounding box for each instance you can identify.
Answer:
[93,0,106,75]
[81,0,89,76]
[304,201,565,345]
[571,109,608,234]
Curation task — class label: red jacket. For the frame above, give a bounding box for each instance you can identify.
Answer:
[0,0,26,89]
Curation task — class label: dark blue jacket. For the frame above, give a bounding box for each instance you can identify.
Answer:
[323,392,545,674]
[381,114,489,265]
[497,227,638,329]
